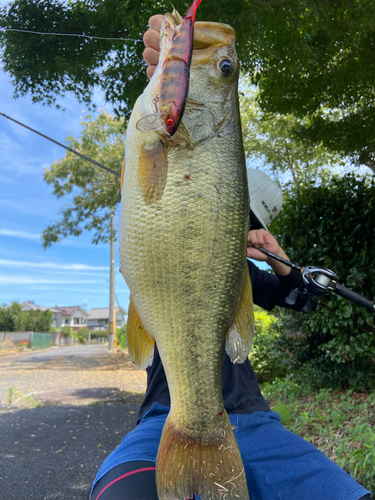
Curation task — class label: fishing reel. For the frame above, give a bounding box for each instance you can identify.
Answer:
[257,247,374,313]
[286,267,337,314]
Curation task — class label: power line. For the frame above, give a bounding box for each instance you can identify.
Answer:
[1,27,142,42]
[79,286,110,309]
[0,112,121,178]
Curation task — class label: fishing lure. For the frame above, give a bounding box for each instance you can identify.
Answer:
[137,0,203,138]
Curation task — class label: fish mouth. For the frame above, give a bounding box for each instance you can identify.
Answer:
[194,22,236,47]
[161,18,236,66]
[192,22,236,66]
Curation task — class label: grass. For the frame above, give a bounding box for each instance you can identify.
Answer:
[6,387,38,408]
[7,387,22,404]
[262,380,375,496]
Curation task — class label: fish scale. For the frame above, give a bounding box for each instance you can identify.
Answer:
[120,18,253,500]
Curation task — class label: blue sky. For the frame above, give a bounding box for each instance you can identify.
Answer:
[0,1,272,316]
[0,9,130,312]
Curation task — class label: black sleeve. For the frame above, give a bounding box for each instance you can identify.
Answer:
[247,259,309,312]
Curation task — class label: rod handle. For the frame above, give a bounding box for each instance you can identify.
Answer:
[334,284,374,312]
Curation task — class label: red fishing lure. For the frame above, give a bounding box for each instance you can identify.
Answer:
[158,0,203,137]
[136,0,203,138]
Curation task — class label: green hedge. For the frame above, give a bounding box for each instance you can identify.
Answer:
[270,173,375,390]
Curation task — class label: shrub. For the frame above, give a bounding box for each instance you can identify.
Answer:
[89,330,109,341]
[117,325,127,349]
[249,306,288,383]
[271,173,375,390]
[60,326,73,337]
[75,327,90,344]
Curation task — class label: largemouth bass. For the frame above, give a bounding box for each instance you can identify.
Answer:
[119,12,255,500]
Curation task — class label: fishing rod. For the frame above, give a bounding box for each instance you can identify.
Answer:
[0,112,121,178]
[257,247,375,313]
[3,111,372,313]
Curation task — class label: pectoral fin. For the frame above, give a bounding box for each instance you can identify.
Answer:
[225,267,255,364]
[127,296,155,369]
[138,138,168,204]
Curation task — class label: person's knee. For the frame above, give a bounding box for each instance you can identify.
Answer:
[91,461,157,500]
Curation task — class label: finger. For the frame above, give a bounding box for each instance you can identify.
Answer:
[146,65,156,79]
[256,232,266,248]
[247,231,260,247]
[143,46,159,66]
[149,14,164,32]
[143,29,160,51]
[247,247,267,261]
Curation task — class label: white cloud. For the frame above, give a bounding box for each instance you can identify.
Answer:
[0,199,57,216]
[28,287,108,293]
[0,276,104,284]
[0,133,46,178]
[0,258,109,271]
[0,229,40,239]
[0,227,107,249]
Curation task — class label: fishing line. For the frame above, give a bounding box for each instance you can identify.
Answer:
[0,112,121,178]
[0,28,142,42]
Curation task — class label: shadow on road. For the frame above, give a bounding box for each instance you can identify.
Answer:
[0,398,141,500]
[7,352,139,373]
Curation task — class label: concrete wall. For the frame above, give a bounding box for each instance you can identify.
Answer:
[0,331,32,344]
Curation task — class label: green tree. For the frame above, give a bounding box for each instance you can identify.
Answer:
[0,302,22,332]
[1,0,374,169]
[240,86,340,188]
[20,309,53,332]
[271,173,375,390]
[42,110,124,247]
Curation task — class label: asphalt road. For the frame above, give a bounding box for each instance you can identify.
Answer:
[0,344,147,500]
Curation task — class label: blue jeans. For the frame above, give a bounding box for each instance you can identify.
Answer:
[91,403,370,500]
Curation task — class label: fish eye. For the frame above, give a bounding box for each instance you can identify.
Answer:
[219,59,235,77]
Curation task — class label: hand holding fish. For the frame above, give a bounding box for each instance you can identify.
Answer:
[247,229,291,275]
[143,14,163,78]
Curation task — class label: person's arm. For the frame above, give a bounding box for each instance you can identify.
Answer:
[247,229,291,276]
[247,230,310,311]
[143,15,163,78]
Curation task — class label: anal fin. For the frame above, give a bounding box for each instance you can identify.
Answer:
[225,266,255,364]
[127,296,155,369]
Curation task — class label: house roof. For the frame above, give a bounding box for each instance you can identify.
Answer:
[20,301,48,312]
[53,306,88,317]
[20,302,60,313]
[87,307,126,320]
[17,302,86,316]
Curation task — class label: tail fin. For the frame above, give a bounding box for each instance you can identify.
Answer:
[156,413,249,500]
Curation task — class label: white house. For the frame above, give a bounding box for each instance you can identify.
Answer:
[87,307,126,331]
[52,306,88,330]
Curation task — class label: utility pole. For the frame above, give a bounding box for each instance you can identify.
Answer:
[108,211,116,351]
